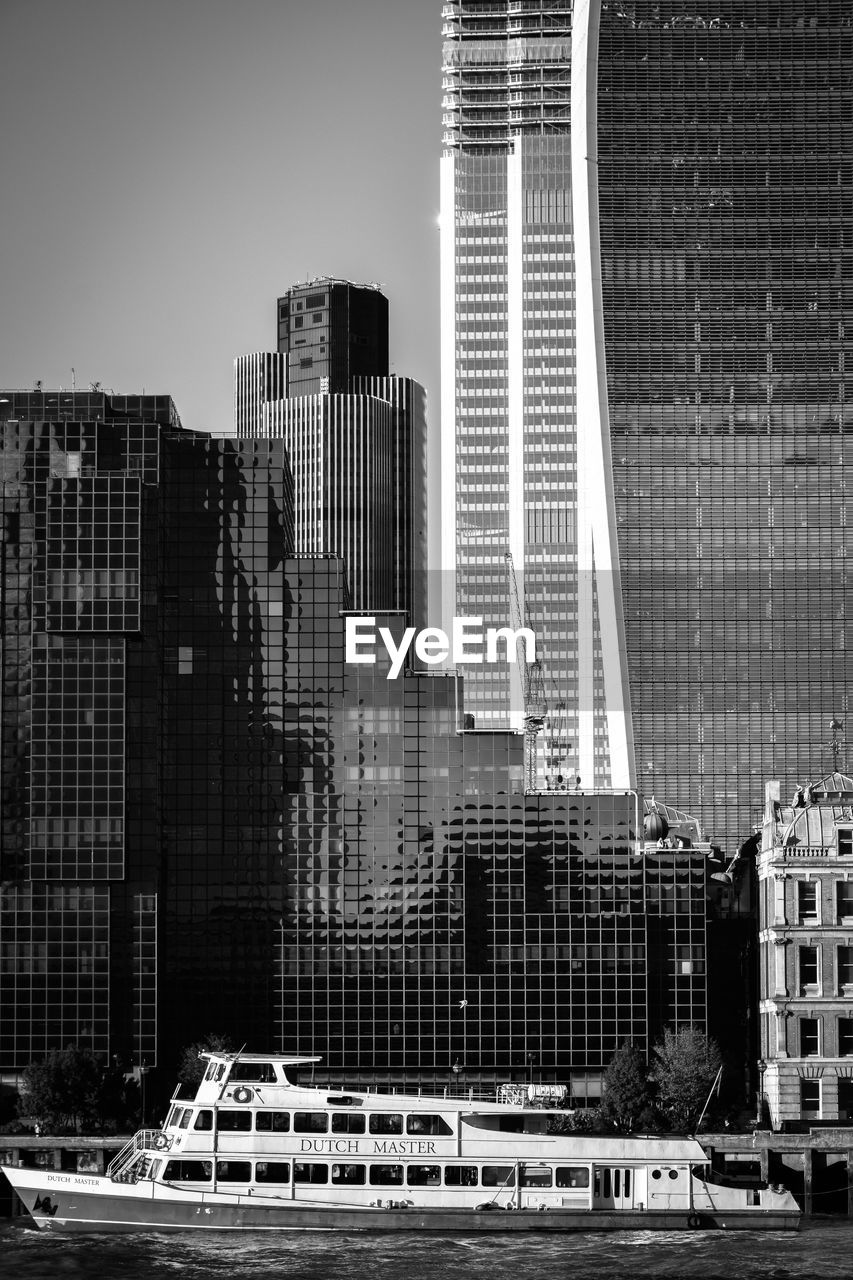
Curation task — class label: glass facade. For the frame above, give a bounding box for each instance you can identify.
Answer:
[0,392,294,1072]
[598,1,853,849]
[278,563,708,1095]
[442,2,852,847]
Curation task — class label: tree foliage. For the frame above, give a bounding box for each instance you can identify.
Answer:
[650,1025,722,1132]
[18,1047,103,1134]
[602,1041,652,1132]
[177,1033,236,1088]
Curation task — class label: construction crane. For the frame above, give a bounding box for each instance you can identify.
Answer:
[505,552,548,791]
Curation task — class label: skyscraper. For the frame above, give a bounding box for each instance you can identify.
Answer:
[441,1,851,846]
[440,0,634,791]
[0,391,293,1072]
[236,279,428,625]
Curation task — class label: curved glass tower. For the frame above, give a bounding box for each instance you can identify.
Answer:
[442,1,851,846]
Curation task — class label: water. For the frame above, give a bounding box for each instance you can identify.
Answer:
[1,1220,849,1280]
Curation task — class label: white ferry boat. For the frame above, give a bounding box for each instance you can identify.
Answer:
[5,1052,800,1233]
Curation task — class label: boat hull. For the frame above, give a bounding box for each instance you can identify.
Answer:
[4,1171,800,1233]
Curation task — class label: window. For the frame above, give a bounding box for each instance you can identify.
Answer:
[838,946,853,991]
[369,1114,403,1135]
[837,882,853,922]
[229,1063,277,1083]
[294,316,304,329]
[444,1166,478,1186]
[194,1110,213,1131]
[520,1165,552,1188]
[255,1162,290,1184]
[838,830,853,858]
[406,1115,453,1137]
[800,1018,820,1056]
[305,293,326,308]
[178,1109,192,1129]
[216,1161,251,1183]
[312,313,323,323]
[294,1163,328,1184]
[331,1164,365,1185]
[162,1160,212,1182]
[407,1165,441,1186]
[331,1113,365,1135]
[369,1164,404,1186]
[218,1110,252,1132]
[839,1019,853,1056]
[293,1112,328,1134]
[256,1111,290,1132]
[482,1166,515,1187]
[799,945,819,994]
[798,880,818,923]
[556,1167,590,1188]
[800,1080,820,1117]
[838,1080,853,1121]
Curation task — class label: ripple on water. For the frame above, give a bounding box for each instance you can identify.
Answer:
[2,1222,852,1280]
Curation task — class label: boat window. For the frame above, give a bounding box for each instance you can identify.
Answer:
[194,1110,213,1131]
[668,1169,679,1180]
[204,1063,217,1082]
[614,1169,621,1197]
[406,1115,453,1137]
[165,1107,178,1127]
[294,1112,328,1134]
[294,1163,328,1184]
[332,1113,366,1135]
[256,1162,291,1184]
[407,1165,441,1187]
[256,1111,290,1132]
[444,1166,478,1186]
[520,1165,552,1188]
[218,1110,252,1132]
[229,1062,277,1083]
[556,1167,590,1189]
[148,1160,163,1180]
[369,1114,403,1135]
[482,1166,515,1187]
[327,1095,361,1107]
[216,1161,252,1183]
[369,1164,404,1186]
[498,1114,548,1134]
[331,1163,366,1185]
[625,1170,631,1196]
[178,1110,192,1129]
[651,1169,662,1180]
[603,1169,612,1198]
[215,1065,226,1082]
[163,1160,212,1182]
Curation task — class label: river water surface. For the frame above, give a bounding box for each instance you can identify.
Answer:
[1,1220,850,1280]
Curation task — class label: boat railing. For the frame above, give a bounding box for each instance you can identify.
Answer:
[107,1129,171,1182]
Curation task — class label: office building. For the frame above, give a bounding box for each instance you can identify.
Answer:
[0,391,293,1073]
[236,279,428,624]
[233,351,287,438]
[441,1,852,847]
[758,773,853,1128]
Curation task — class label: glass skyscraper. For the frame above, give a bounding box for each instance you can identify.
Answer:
[441,1,851,847]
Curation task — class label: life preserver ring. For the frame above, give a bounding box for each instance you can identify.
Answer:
[232,1086,253,1104]
[687,1213,702,1229]
[153,1133,170,1150]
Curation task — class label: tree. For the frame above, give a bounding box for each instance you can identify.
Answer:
[18,1047,103,1134]
[177,1033,236,1089]
[602,1041,652,1132]
[650,1025,722,1132]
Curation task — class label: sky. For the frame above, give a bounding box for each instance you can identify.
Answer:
[0,0,442,435]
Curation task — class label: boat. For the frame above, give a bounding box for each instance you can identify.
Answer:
[5,1051,800,1233]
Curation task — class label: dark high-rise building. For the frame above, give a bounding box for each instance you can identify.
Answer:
[598,2,852,849]
[0,391,293,1073]
[235,279,428,625]
[440,1,851,848]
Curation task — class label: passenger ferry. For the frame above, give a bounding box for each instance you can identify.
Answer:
[5,1052,800,1233]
